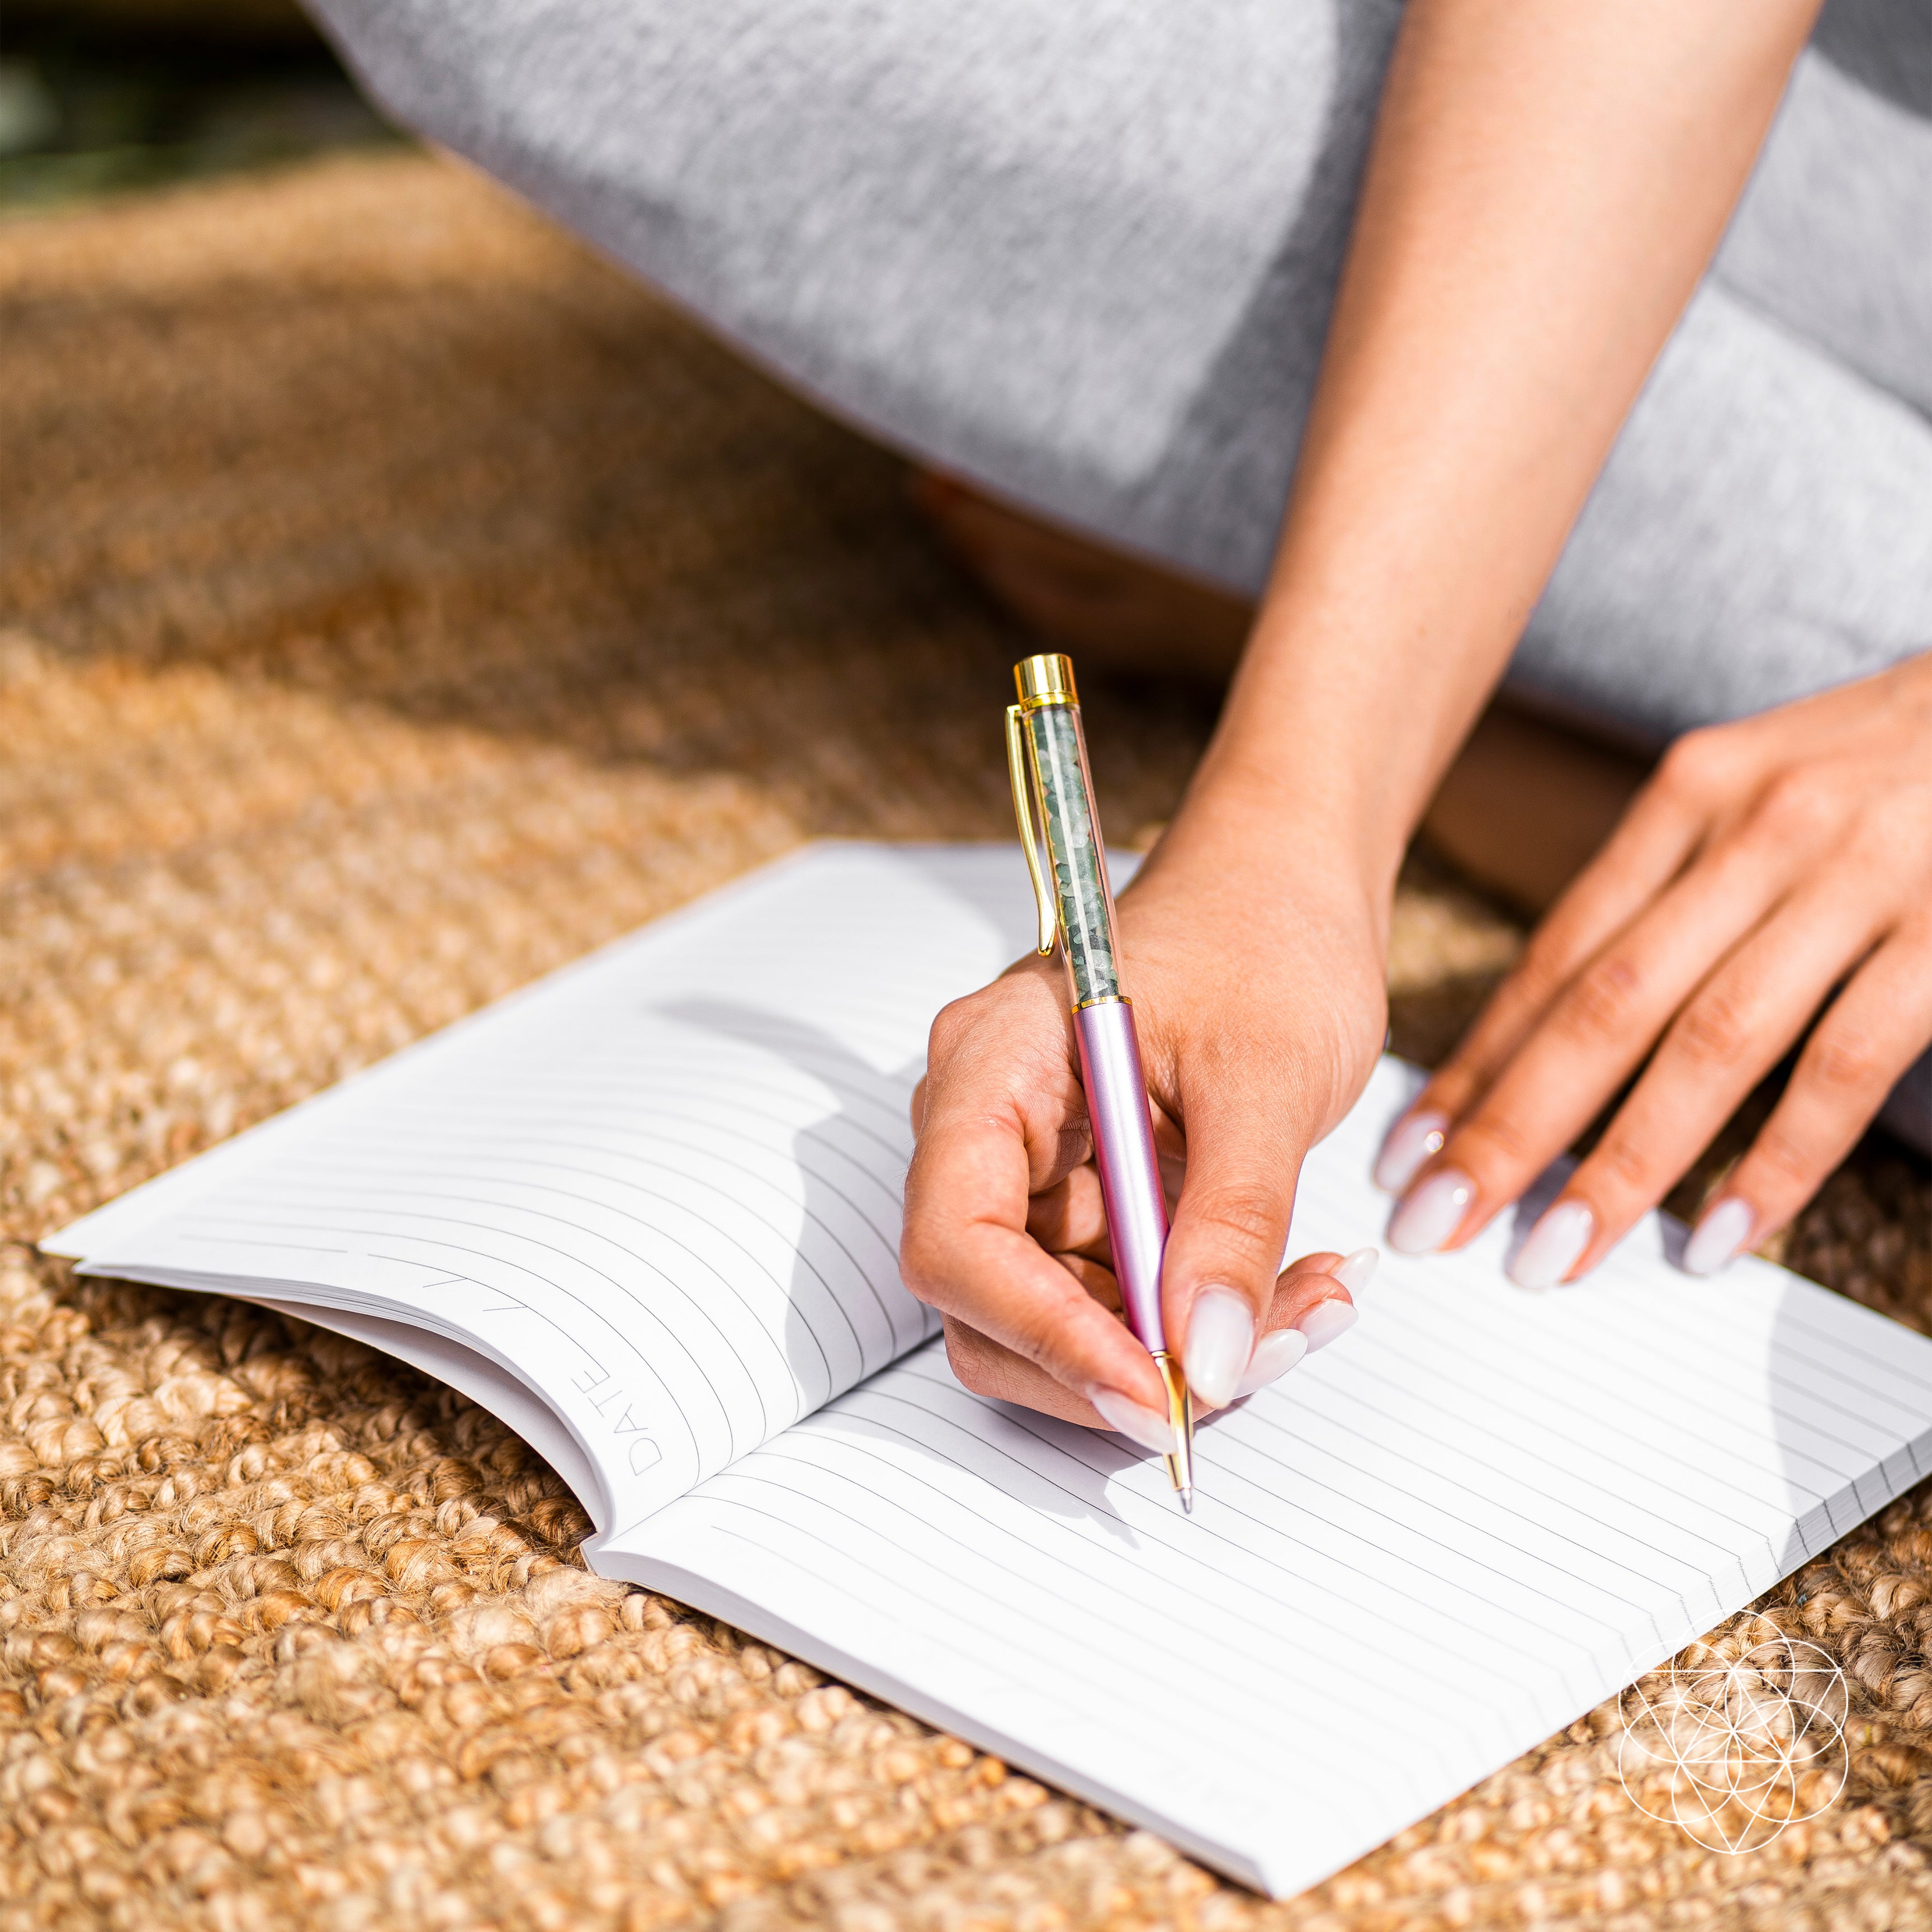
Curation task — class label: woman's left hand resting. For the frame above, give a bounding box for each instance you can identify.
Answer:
[1377,652,1932,1286]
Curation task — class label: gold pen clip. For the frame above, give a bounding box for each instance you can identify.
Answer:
[1005,703,1056,958]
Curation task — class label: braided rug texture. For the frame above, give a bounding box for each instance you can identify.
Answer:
[3,153,1932,1932]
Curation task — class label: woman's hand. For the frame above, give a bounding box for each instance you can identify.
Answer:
[1378,653,1932,1284]
[902,812,1386,1441]
[905,0,1831,1424]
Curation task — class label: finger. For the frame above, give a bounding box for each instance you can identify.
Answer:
[904,992,1168,1418]
[1377,731,1741,1188]
[1024,1162,1110,1261]
[1161,1056,1327,1409]
[941,1257,1376,1439]
[1044,1247,1125,1317]
[937,1315,1152,1436]
[1232,1249,1379,1400]
[1389,818,1822,1256]
[940,1313,1191,1452]
[907,1127,1166,1413]
[1507,880,1891,1284]
[1683,926,1932,1275]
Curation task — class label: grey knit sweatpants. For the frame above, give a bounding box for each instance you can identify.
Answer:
[306,0,1932,1146]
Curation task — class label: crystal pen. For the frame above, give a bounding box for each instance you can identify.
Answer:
[1005,652,1195,1510]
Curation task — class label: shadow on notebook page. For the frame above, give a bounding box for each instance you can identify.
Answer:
[657,998,940,1417]
[660,997,1154,1541]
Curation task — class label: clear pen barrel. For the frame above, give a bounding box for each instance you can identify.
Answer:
[1020,690,1121,1008]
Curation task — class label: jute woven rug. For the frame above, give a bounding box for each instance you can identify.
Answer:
[4,151,1932,1931]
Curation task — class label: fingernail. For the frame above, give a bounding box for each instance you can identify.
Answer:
[1388,1167,1475,1255]
[1509,1198,1594,1290]
[1087,1384,1177,1454]
[1334,1247,1379,1295]
[1183,1287,1256,1409]
[1684,1196,1755,1277]
[1295,1296,1358,1353]
[1232,1327,1308,1398]
[1374,1110,1448,1192]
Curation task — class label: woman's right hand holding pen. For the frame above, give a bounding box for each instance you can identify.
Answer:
[903,0,1821,1431]
[903,776,1389,1444]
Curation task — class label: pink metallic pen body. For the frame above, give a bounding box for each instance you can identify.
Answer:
[1006,654,1194,1508]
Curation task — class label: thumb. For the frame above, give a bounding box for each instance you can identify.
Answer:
[1159,1071,1314,1411]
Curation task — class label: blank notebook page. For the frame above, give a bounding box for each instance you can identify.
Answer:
[610,1060,1932,1897]
[51,845,1040,1531]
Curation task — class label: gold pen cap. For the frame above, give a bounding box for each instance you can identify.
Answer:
[1014,653,1078,708]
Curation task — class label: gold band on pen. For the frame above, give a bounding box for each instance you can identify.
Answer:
[1014,652,1078,709]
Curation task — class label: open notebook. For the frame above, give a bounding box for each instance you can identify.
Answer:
[47,842,1932,1897]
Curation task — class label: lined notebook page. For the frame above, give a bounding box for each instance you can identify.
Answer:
[608,1058,1932,1897]
[50,844,1041,1530]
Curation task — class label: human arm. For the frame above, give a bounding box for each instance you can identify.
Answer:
[902,0,1825,1433]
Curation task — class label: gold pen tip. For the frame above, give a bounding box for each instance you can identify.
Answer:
[1179,1487,1194,1515]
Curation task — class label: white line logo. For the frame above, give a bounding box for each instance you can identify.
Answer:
[1618,1638,1848,1853]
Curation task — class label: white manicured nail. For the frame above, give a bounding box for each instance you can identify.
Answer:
[1232,1327,1308,1398]
[1684,1197,1755,1277]
[1374,1111,1448,1192]
[1334,1247,1379,1295]
[1183,1287,1256,1409]
[1295,1298,1358,1353]
[1388,1168,1475,1255]
[1087,1385,1176,1454]
[1509,1199,1594,1290]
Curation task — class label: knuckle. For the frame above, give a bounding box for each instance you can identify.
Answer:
[1746,1126,1816,1194]
[1555,954,1645,1046]
[1806,1026,1890,1101]
[941,1324,1002,1397]
[1672,991,1755,1072]
[895,1226,945,1305]
[1187,1182,1289,1262]
[1506,934,1573,1012]
[1657,727,1730,803]
[1584,1131,1658,1202]
[1753,766,1841,843]
[926,993,984,1062]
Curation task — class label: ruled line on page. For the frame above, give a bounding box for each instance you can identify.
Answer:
[52,845,1932,1899]
[227,1172,869,1415]
[783,1398,1602,1700]
[1330,1313,1835,1530]
[867,1360,1692,1675]
[1229,1378,1723,1614]
[62,845,1039,1523]
[681,1461,1481,1779]
[833,1386,1547,1671]
[282,1139,916,1356]
[178,1202,767,1450]
[613,1293,1932,1896]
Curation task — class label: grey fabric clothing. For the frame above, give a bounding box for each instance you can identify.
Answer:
[312,0,1932,745]
[307,0,1932,1150]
